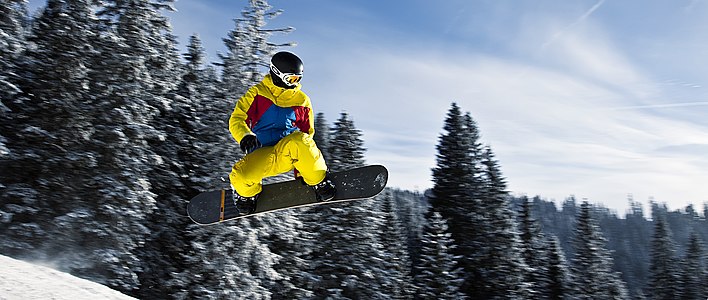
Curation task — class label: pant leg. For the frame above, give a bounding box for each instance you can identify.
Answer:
[272,131,328,186]
[229,146,276,197]
[229,131,328,197]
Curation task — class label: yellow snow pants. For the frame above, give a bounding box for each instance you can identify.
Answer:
[230,131,328,197]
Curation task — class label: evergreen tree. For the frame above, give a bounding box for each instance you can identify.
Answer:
[430,103,528,298]
[313,112,331,164]
[471,146,529,299]
[193,35,240,187]
[429,103,478,216]
[239,0,293,84]
[0,0,33,253]
[174,32,240,192]
[680,232,705,300]
[310,200,388,299]
[134,33,207,299]
[219,0,293,94]
[429,105,481,292]
[378,191,414,299]
[72,0,175,291]
[169,34,243,299]
[391,189,428,274]
[616,197,652,296]
[413,212,465,299]
[258,212,316,299]
[0,0,26,119]
[571,201,629,299]
[546,235,573,300]
[178,221,279,299]
[328,112,366,172]
[1,0,103,263]
[309,113,391,298]
[219,16,250,97]
[647,205,681,300]
[518,196,551,298]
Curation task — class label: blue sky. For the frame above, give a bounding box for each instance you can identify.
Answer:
[28,0,708,214]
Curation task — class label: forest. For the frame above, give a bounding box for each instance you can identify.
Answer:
[1,0,707,299]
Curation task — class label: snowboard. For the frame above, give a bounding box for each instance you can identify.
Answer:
[187,165,388,225]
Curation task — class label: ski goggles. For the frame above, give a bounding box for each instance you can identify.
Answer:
[270,63,303,87]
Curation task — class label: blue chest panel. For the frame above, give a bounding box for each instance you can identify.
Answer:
[252,105,297,146]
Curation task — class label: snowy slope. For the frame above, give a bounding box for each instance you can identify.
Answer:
[0,255,136,300]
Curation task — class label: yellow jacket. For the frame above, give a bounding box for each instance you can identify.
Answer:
[229,74,315,147]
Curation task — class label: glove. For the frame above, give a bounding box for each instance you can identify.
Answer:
[239,134,261,154]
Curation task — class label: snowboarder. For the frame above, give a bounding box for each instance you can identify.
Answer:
[228,51,336,216]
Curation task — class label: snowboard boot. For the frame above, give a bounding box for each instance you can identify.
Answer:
[233,191,259,216]
[311,176,336,202]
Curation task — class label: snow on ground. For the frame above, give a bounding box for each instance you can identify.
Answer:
[0,255,136,300]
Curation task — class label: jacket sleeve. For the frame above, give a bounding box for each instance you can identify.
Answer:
[229,87,257,143]
[306,96,316,136]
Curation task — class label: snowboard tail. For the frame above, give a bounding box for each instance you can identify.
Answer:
[187,165,388,225]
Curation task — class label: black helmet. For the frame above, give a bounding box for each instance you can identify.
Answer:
[270,51,304,88]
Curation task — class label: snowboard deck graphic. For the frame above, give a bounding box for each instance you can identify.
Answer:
[187,165,388,225]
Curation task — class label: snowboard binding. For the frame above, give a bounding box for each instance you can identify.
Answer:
[311,176,336,202]
[233,192,258,216]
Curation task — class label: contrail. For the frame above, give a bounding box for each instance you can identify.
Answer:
[605,101,708,111]
[541,0,606,49]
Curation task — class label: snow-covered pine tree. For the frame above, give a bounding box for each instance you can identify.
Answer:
[309,112,390,298]
[68,0,172,291]
[413,211,465,299]
[429,103,478,217]
[134,33,209,299]
[0,0,33,253]
[378,191,414,298]
[680,232,706,300]
[239,0,294,84]
[617,197,652,296]
[391,189,428,274]
[313,112,331,163]
[0,0,26,119]
[175,32,241,192]
[193,34,241,187]
[460,111,484,192]
[126,0,185,226]
[471,146,528,299]
[328,112,366,172]
[518,196,551,298]
[178,221,280,299]
[647,204,681,300]
[257,212,317,299]
[557,197,579,258]
[571,201,629,299]
[279,113,331,298]
[545,235,573,300]
[430,104,528,298]
[309,201,388,299]
[219,16,249,97]
[429,104,483,297]
[1,0,102,262]
[162,35,244,299]
[219,0,293,94]
[175,33,213,191]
